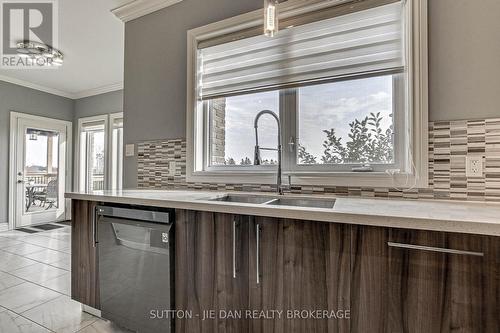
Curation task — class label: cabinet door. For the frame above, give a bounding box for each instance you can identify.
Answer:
[386,229,498,333]
[351,226,500,333]
[350,225,390,333]
[175,209,217,333]
[213,213,251,333]
[249,216,284,333]
[249,217,350,333]
[71,199,100,309]
[175,210,251,333]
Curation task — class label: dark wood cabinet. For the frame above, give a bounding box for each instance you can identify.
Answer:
[175,210,252,333]
[350,226,500,333]
[249,217,351,333]
[71,199,100,309]
[350,225,390,332]
[70,202,499,333]
[175,210,351,333]
[175,209,216,333]
[248,216,283,333]
[214,213,252,333]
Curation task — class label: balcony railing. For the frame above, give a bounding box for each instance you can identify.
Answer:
[91,174,105,190]
[26,172,105,191]
[25,172,58,184]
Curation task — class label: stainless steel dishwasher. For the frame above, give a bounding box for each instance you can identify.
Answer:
[96,205,174,333]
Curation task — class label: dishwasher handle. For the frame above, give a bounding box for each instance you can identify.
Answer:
[93,206,98,247]
[96,206,172,224]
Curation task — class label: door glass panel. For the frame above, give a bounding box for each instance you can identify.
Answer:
[87,130,105,191]
[24,128,60,213]
[79,120,106,192]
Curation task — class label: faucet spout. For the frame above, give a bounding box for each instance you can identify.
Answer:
[253,110,283,195]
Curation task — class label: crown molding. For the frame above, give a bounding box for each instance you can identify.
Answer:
[0,75,74,99]
[0,75,123,99]
[112,0,183,23]
[72,82,123,99]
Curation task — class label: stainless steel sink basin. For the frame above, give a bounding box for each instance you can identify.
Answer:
[204,194,335,209]
[208,194,275,204]
[265,197,336,209]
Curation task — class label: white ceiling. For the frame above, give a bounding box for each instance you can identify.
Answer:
[0,0,126,99]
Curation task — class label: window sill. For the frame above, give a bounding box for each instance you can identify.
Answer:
[187,170,428,189]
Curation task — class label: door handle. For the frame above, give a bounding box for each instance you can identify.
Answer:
[387,242,484,257]
[232,220,237,279]
[256,223,261,285]
[288,136,295,152]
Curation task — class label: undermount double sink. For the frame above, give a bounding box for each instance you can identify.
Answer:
[205,194,336,209]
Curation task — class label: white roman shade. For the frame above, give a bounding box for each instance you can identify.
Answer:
[112,117,123,128]
[80,120,105,132]
[198,1,404,100]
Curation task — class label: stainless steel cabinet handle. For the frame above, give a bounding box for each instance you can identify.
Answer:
[387,242,484,257]
[232,220,237,279]
[256,224,260,285]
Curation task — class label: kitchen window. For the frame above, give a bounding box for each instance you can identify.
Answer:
[207,90,280,168]
[187,0,428,187]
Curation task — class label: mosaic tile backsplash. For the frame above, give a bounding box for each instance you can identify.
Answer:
[137,118,500,202]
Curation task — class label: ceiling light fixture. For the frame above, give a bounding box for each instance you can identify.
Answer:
[264,0,279,37]
[16,41,64,66]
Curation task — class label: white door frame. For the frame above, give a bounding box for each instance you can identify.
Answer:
[9,111,73,230]
[75,112,123,192]
[75,114,109,192]
[108,112,124,190]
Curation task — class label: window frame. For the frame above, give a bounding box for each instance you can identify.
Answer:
[284,74,405,174]
[186,0,428,188]
[109,112,124,190]
[203,91,282,172]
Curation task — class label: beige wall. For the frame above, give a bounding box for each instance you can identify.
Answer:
[429,0,500,121]
[123,0,500,186]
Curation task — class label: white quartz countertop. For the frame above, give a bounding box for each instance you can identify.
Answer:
[65,189,500,236]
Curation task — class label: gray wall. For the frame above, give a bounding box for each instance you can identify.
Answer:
[74,90,123,120]
[0,81,74,224]
[428,0,500,121]
[123,0,500,187]
[123,0,264,187]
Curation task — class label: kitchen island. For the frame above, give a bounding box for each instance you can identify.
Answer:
[66,189,500,333]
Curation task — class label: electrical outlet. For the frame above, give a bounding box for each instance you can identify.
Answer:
[466,155,483,177]
[169,161,176,176]
[125,144,135,157]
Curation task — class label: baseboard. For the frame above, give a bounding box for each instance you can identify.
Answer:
[81,304,101,317]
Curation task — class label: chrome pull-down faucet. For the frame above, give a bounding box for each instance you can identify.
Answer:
[253,110,283,195]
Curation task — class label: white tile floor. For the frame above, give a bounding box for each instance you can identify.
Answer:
[0,224,130,333]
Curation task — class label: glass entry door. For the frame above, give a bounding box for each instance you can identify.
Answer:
[14,116,68,227]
